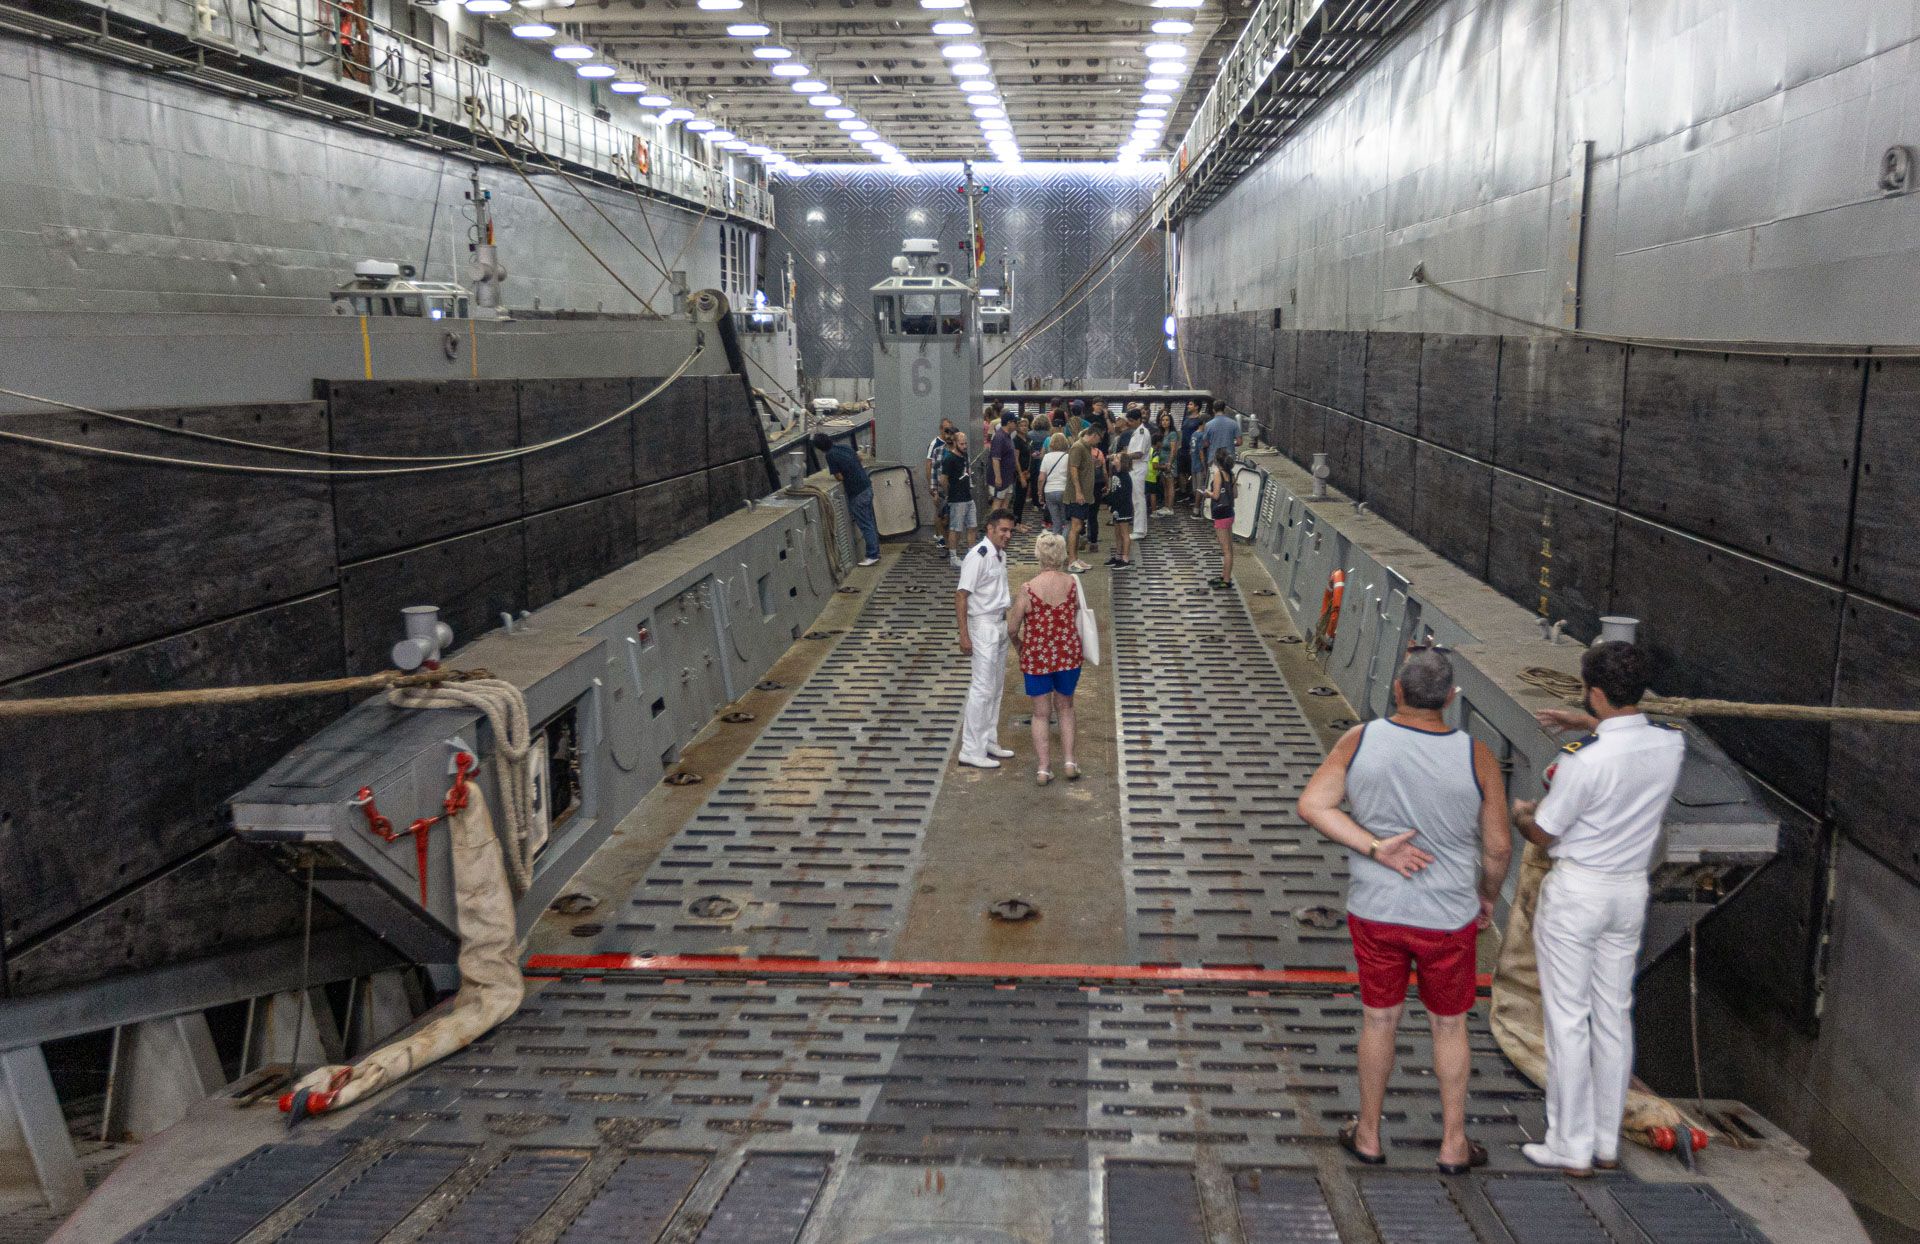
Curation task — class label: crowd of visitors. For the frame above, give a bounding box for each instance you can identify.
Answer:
[852,401,1681,1184]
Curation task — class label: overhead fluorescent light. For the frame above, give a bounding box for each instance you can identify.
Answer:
[930,20,973,34]
[1147,60,1187,76]
[464,0,510,12]
[719,139,748,149]
[851,128,879,141]
[920,0,967,9]
[686,118,716,131]
[771,63,811,76]
[941,43,983,58]
[825,107,856,119]
[695,0,742,9]
[791,79,828,92]
[1151,19,1193,34]
[1137,107,1167,118]
[510,21,555,36]
[1143,77,1180,91]
[708,129,736,140]
[659,107,695,122]
[1143,42,1187,59]
[552,44,594,58]
[973,106,1005,119]
[637,93,672,107]
[752,45,793,58]
[1140,92,1173,104]
[744,144,771,156]
[951,61,991,76]
[725,21,769,35]
[837,118,864,130]
[576,63,617,77]
[609,81,647,93]
[809,94,843,107]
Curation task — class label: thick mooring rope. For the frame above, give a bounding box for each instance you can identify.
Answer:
[0,667,491,718]
[1518,666,1920,725]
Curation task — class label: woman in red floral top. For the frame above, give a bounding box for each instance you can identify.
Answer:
[1009,530,1085,784]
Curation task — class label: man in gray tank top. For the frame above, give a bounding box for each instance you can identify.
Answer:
[1298,647,1513,1173]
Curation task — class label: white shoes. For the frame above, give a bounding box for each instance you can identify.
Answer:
[1520,1143,1593,1177]
[986,744,1015,758]
[958,753,1001,769]
[857,556,880,567]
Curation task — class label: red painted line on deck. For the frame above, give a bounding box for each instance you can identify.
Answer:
[524,952,1492,990]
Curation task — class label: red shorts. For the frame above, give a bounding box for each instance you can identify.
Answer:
[1346,912,1478,1016]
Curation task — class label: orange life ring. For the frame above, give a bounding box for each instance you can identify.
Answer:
[1316,570,1345,647]
[634,139,652,177]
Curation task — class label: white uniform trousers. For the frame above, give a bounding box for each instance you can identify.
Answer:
[1129,465,1149,538]
[961,613,1008,759]
[1533,859,1649,1165]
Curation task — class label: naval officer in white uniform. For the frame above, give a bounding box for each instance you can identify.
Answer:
[1512,641,1685,1177]
[955,508,1018,769]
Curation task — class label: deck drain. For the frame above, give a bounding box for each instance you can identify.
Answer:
[837,586,860,594]
[1292,905,1345,930]
[688,895,741,920]
[988,899,1038,922]
[666,770,704,786]
[1308,686,1338,697]
[1276,634,1303,644]
[1327,718,1357,730]
[721,711,757,724]
[569,922,604,938]
[550,892,599,915]
[754,680,786,691]
[1253,588,1277,597]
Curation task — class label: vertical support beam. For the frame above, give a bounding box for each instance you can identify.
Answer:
[0,1046,83,1214]
[345,970,425,1057]
[102,1014,226,1142]
[243,989,343,1075]
[1560,140,1593,329]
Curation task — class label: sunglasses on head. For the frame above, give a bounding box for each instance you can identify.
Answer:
[1406,640,1452,655]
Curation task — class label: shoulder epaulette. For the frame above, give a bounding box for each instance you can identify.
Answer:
[1652,720,1684,731]
[1560,732,1600,754]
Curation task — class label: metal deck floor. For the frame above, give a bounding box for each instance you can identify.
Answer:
[110,525,1776,1243]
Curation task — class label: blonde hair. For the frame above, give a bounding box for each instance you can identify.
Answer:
[1047,432,1068,452]
[1034,530,1068,571]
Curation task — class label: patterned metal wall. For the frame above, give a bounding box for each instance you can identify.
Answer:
[770,164,1166,382]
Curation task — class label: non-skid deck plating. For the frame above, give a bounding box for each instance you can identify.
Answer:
[113,529,1778,1242]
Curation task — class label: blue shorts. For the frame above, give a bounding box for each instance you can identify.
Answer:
[1023,667,1081,698]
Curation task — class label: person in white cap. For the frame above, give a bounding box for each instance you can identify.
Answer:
[1124,406,1153,542]
[955,509,1018,769]
[1512,640,1685,1177]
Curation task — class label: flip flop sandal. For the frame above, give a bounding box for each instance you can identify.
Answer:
[1036,770,1053,786]
[1436,1139,1488,1175]
[1063,762,1082,780]
[1338,1122,1387,1166]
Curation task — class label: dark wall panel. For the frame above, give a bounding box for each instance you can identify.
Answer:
[1493,338,1625,503]
[5,839,360,995]
[1611,517,1840,809]
[1295,330,1365,413]
[1293,397,1330,467]
[1828,596,1920,885]
[327,380,522,563]
[634,377,708,487]
[1849,359,1920,613]
[1696,802,1826,1030]
[339,523,528,675]
[1487,474,1617,641]
[1361,423,1417,532]
[1419,334,1500,460]
[1413,444,1492,578]
[0,403,335,683]
[0,594,346,954]
[707,459,765,522]
[1363,332,1421,433]
[1272,327,1298,396]
[1622,351,1861,578]
[1325,410,1364,495]
[520,377,637,513]
[635,474,713,557]
[706,376,765,467]
[525,493,641,611]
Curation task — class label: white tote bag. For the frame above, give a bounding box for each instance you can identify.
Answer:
[1075,581,1101,666]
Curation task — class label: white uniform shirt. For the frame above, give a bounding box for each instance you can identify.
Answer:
[1126,423,1151,461]
[1534,713,1686,874]
[956,538,1010,615]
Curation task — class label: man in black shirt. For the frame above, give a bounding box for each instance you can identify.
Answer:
[813,433,880,566]
[943,431,977,568]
